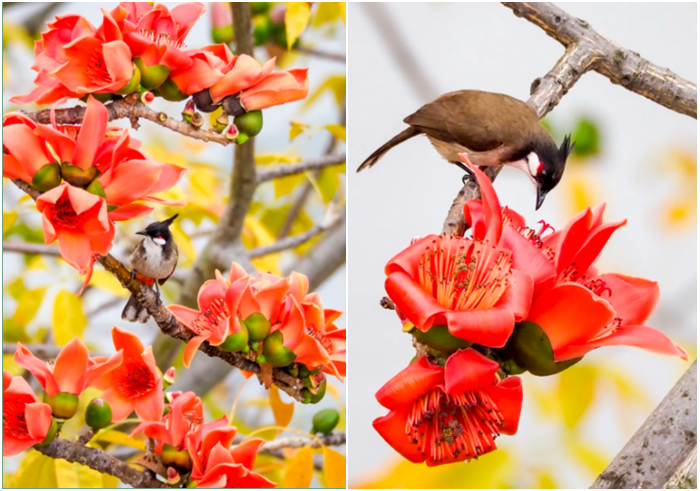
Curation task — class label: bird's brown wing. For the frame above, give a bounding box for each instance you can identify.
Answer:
[404,90,541,154]
[158,247,179,286]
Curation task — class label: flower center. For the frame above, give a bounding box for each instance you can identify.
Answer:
[139,29,183,49]
[306,325,333,353]
[190,298,229,335]
[418,236,512,311]
[86,49,113,86]
[3,394,35,440]
[114,358,157,398]
[50,195,90,230]
[503,214,556,261]
[406,388,504,464]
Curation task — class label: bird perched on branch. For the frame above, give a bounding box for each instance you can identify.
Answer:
[122,215,179,323]
[357,90,574,209]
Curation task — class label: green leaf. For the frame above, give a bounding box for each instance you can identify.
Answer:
[285,2,311,50]
[52,289,87,345]
[571,117,600,158]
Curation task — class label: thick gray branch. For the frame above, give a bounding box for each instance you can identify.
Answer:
[503,2,697,119]
[590,361,696,489]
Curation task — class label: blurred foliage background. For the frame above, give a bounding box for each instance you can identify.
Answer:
[2,2,346,488]
[347,2,696,489]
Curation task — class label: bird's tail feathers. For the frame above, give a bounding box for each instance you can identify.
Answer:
[356,127,421,172]
[121,294,150,324]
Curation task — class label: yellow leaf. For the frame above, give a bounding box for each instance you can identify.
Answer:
[313,2,340,26]
[12,287,48,326]
[570,441,610,476]
[96,430,147,451]
[3,211,18,235]
[322,447,346,488]
[325,124,346,142]
[3,354,23,376]
[557,365,596,428]
[10,450,58,488]
[537,470,557,489]
[303,75,346,110]
[337,2,346,25]
[285,2,311,50]
[269,385,294,431]
[243,215,281,275]
[52,289,88,346]
[256,154,301,165]
[290,121,309,142]
[89,270,129,298]
[283,447,314,488]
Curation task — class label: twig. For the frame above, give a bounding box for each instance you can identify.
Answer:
[248,210,345,258]
[35,437,167,488]
[256,153,346,184]
[590,361,696,489]
[260,431,346,452]
[20,93,232,146]
[503,2,697,119]
[3,241,61,256]
[12,182,304,401]
[295,45,346,63]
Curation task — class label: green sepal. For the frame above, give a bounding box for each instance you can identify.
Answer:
[133,58,170,90]
[244,312,271,342]
[161,443,193,472]
[90,92,113,103]
[236,133,250,145]
[86,178,106,200]
[308,378,326,404]
[60,163,98,188]
[262,330,297,367]
[298,364,310,379]
[311,408,340,435]
[85,398,112,430]
[219,324,249,352]
[234,110,263,137]
[115,65,141,95]
[32,163,62,192]
[410,325,471,355]
[504,321,583,376]
[158,78,188,102]
[46,392,79,419]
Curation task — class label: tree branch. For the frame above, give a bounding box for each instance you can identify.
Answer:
[20,93,232,146]
[3,342,106,358]
[295,45,346,63]
[259,431,346,452]
[503,2,697,119]
[3,241,61,256]
[256,153,346,184]
[248,209,345,258]
[590,361,696,489]
[35,437,167,488]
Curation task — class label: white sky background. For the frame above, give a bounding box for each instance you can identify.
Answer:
[2,1,347,469]
[347,2,696,487]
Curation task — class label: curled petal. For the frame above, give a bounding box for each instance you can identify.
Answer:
[373,408,425,464]
[598,273,659,326]
[375,357,444,410]
[444,349,498,395]
[483,376,523,435]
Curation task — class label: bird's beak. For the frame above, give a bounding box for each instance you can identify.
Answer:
[136,230,148,237]
[536,188,547,210]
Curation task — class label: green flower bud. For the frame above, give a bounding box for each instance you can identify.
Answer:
[116,65,141,95]
[85,178,106,200]
[300,389,313,404]
[241,345,250,354]
[288,364,299,378]
[213,112,229,133]
[298,364,310,379]
[308,378,326,404]
[251,2,272,15]
[161,443,193,472]
[34,417,58,447]
[220,325,249,352]
[158,78,188,102]
[133,58,170,90]
[47,392,80,419]
[234,110,263,137]
[244,312,271,342]
[211,26,234,44]
[504,321,582,376]
[410,325,471,355]
[60,163,98,188]
[256,353,267,364]
[85,398,113,430]
[32,163,62,192]
[311,408,340,435]
[262,330,297,368]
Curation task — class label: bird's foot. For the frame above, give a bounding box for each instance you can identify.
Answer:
[461,168,476,185]
[130,269,137,281]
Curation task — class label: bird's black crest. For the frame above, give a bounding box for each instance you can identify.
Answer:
[160,214,179,227]
[560,134,575,160]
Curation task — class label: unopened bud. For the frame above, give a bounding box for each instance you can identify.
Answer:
[86,398,112,430]
[140,91,155,104]
[47,392,80,419]
[213,112,229,133]
[32,163,62,192]
[311,408,340,435]
[225,124,240,142]
[190,112,204,129]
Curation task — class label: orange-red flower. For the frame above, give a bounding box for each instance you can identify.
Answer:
[14,337,123,397]
[93,327,164,422]
[373,349,523,466]
[239,69,309,111]
[131,391,204,452]
[3,371,54,456]
[384,157,533,347]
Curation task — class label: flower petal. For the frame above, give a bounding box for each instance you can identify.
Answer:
[436,306,515,348]
[13,344,60,397]
[168,305,201,330]
[52,337,90,395]
[444,348,499,395]
[385,270,445,331]
[483,376,523,435]
[375,357,444,410]
[133,378,164,422]
[460,154,502,244]
[230,438,265,470]
[598,273,659,325]
[111,325,145,358]
[73,96,108,169]
[100,387,134,422]
[373,408,425,464]
[183,335,207,368]
[25,402,53,441]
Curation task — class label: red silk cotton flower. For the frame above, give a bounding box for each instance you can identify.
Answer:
[384,158,533,347]
[373,349,523,466]
[3,371,54,456]
[92,327,164,422]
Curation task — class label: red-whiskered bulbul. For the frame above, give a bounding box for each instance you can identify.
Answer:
[357,90,575,209]
[121,214,179,323]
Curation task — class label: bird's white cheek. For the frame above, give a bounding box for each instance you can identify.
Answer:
[526,152,541,177]
[153,238,166,246]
